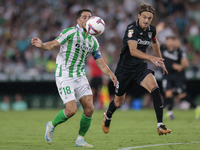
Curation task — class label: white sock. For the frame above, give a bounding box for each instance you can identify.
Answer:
[167,111,173,116]
[50,121,55,128]
[157,122,163,128]
[77,135,84,140]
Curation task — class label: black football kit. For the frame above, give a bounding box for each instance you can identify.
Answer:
[115,19,156,96]
[161,45,187,93]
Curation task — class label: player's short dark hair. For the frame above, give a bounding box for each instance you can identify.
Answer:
[77,9,92,19]
[138,2,155,16]
[166,36,176,40]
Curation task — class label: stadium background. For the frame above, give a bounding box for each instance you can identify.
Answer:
[1,0,200,109]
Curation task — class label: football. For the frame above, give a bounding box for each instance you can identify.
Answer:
[86,16,105,36]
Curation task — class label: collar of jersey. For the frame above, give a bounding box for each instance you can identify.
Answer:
[76,24,84,32]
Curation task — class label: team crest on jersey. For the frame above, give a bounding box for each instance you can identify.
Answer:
[148,32,152,39]
[128,29,134,38]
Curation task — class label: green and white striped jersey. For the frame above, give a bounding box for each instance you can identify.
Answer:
[55,24,100,77]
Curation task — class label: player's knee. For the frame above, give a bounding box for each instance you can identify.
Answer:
[114,95,125,108]
[65,107,77,118]
[114,100,123,108]
[84,105,94,116]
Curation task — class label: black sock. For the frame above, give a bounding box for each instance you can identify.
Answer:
[181,94,196,108]
[151,87,163,123]
[105,100,118,127]
[164,97,173,111]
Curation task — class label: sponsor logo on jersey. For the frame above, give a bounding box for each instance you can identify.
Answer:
[128,29,134,38]
[137,39,150,45]
[75,43,94,51]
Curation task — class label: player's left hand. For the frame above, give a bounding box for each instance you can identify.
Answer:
[161,63,168,75]
[110,74,118,86]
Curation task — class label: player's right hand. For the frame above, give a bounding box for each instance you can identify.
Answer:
[31,37,43,48]
[150,56,164,67]
[109,73,118,87]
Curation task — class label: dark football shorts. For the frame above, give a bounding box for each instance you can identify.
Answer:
[162,74,186,94]
[115,67,154,96]
[90,77,102,90]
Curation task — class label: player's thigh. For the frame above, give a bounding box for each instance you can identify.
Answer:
[55,76,77,104]
[141,73,158,93]
[162,78,172,91]
[175,79,187,94]
[75,76,93,101]
[162,78,173,96]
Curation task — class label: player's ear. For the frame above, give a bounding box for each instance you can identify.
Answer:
[138,14,141,19]
[77,18,80,24]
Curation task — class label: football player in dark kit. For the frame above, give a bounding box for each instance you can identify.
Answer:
[102,2,171,135]
[162,36,200,119]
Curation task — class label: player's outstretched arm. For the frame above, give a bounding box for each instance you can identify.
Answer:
[31,37,60,51]
[95,58,118,86]
[128,40,164,66]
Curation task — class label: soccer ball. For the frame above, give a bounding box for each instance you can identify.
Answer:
[86,16,105,36]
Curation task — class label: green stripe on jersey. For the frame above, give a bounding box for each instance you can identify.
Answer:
[59,65,62,76]
[77,50,85,76]
[79,36,92,76]
[56,27,74,41]
[65,32,76,67]
[76,34,91,76]
[69,31,80,77]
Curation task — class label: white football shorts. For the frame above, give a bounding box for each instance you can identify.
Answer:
[56,75,93,104]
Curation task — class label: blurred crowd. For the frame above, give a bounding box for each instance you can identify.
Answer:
[0,93,27,111]
[0,0,200,77]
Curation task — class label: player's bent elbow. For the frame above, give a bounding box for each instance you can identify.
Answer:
[130,51,137,57]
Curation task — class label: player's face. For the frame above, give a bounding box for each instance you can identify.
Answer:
[174,38,181,48]
[77,11,92,31]
[138,12,153,30]
[166,38,174,50]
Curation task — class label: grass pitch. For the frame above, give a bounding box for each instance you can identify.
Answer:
[0,109,200,150]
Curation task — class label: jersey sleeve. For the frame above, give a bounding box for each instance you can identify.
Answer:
[152,26,157,41]
[91,36,102,60]
[127,25,138,42]
[181,51,187,58]
[55,27,74,45]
